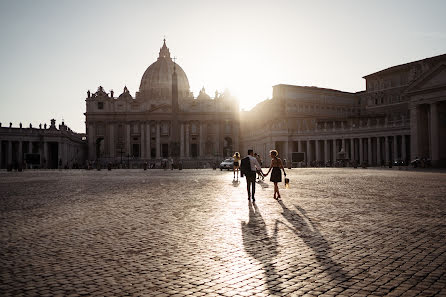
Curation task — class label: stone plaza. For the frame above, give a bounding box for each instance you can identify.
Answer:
[0,168,445,296]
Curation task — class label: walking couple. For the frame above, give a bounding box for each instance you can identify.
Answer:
[240,149,286,202]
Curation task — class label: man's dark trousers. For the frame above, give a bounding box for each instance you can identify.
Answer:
[246,171,256,199]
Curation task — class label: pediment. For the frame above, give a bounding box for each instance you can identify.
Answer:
[405,63,446,94]
[149,103,172,113]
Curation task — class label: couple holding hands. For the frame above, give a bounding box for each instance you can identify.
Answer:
[236,149,286,202]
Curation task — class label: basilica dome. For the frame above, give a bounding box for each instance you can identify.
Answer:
[139,39,190,100]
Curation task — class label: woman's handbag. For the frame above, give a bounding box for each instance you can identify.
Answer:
[284,177,290,188]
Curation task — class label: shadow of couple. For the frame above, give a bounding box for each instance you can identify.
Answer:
[241,201,349,295]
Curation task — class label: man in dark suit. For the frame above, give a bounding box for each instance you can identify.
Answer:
[240,149,264,202]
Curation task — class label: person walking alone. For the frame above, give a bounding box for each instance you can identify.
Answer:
[233,152,241,180]
[240,149,265,202]
[264,150,286,200]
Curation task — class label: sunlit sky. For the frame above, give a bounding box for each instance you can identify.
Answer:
[1,0,446,133]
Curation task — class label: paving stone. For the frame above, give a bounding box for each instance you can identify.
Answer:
[0,169,445,296]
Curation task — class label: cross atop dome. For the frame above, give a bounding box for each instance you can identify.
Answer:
[159,38,171,60]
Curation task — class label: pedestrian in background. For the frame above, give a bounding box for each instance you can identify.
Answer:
[233,152,241,180]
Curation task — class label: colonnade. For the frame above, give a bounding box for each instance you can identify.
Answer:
[278,134,411,166]
[93,120,239,161]
[0,139,74,169]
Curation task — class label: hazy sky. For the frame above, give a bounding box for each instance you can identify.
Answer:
[1,0,445,132]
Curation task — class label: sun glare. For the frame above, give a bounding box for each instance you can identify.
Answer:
[198,47,273,111]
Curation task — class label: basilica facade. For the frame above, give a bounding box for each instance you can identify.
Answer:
[85,40,240,167]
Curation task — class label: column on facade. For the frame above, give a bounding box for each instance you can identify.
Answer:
[215,121,220,158]
[315,140,320,162]
[284,140,289,163]
[185,122,190,158]
[324,140,329,163]
[368,137,372,165]
[200,122,205,158]
[88,124,95,160]
[402,135,406,162]
[180,123,184,158]
[332,139,337,162]
[350,138,354,161]
[377,137,381,165]
[306,140,311,163]
[393,135,398,161]
[140,123,145,159]
[126,124,131,157]
[43,141,48,168]
[410,106,419,160]
[18,141,23,165]
[146,122,151,159]
[430,103,439,164]
[109,123,115,158]
[156,122,160,159]
[342,138,345,152]
[359,138,363,164]
[298,140,303,153]
[385,136,389,164]
[28,141,32,154]
[58,142,62,167]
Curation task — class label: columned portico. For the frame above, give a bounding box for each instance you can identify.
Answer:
[377,137,381,165]
[156,122,160,159]
[140,123,145,159]
[185,123,190,158]
[146,122,150,159]
[430,102,439,166]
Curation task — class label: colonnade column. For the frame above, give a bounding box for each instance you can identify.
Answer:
[88,123,95,160]
[298,140,302,153]
[17,141,22,165]
[385,136,389,164]
[109,123,115,158]
[284,140,289,163]
[342,139,346,151]
[368,137,372,165]
[146,122,151,159]
[306,140,311,163]
[393,135,398,161]
[430,103,439,165]
[402,135,406,162]
[350,138,354,161]
[185,123,190,158]
[215,121,220,158]
[324,140,329,163]
[332,139,337,162]
[43,141,48,168]
[180,123,184,158]
[156,122,160,159]
[410,106,419,160]
[200,122,204,158]
[28,141,32,154]
[315,140,320,162]
[126,124,131,157]
[377,137,381,165]
[359,138,363,164]
[140,123,145,159]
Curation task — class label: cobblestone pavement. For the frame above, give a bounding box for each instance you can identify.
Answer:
[1,169,445,297]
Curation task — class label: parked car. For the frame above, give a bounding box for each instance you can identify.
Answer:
[393,160,405,166]
[219,158,234,171]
